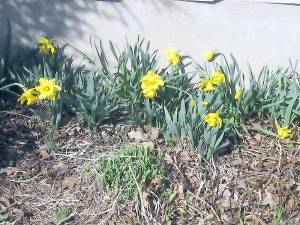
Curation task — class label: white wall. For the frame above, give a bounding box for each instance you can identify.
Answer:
[0,0,299,72]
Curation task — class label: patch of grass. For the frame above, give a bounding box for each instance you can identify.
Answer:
[0,211,9,222]
[54,208,71,223]
[44,129,59,152]
[98,145,165,200]
[273,206,284,222]
[81,162,93,174]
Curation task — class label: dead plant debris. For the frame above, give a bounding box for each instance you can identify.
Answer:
[0,111,299,225]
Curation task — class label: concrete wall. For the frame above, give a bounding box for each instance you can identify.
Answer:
[0,0,300,72]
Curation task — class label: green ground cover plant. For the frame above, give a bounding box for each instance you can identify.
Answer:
[98,145,165,200]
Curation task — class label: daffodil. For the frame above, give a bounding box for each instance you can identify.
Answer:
[197,79,216,92]
[277,126,292,140]
[190,99,196,107]
[165,48,181,65]
[141,88,158,99]
[210,70,226,85]
[18,88,39,105]
[204,112,222,128]
[140,71,164,99]
[201,101,208,107]
[204,51,217,62]
[37,36,56,55]
[235,89,243,100]
[35,78,61,100]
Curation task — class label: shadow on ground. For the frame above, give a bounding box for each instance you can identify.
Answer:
[0,97,40,168]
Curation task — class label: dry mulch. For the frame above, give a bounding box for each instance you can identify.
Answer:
[0,104,299,224]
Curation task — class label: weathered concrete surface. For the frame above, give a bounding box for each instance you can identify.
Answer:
[0,0,299,72]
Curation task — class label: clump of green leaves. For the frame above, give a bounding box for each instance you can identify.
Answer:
[70,72,123,129]
[112,37,159,125]
[44,129,59,152]
[98,145,165,200]
[54,208,72,223]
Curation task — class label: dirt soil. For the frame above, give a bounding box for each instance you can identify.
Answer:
[0,103,299,225]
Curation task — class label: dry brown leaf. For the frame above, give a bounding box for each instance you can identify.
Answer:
[55,176,79,190]
[179,151,191,162]
[247,138,258,148]
[128,130,144,142]
[188,174,199,186]
[261,191,277,208]
[0,167,18,176]
[142,192,149,209]
[164,153,173,164]
[37,148,50,159]
[150,177,162,186]
[251,214,267,225]
[125,211,136,219]
[12,208,25,222]
[176,183,185,200]
[253,133,263,142]
[150,127,160,140]
[51,161,67,175]
[123,215,134,225]
[250,160,261,171]
[123,211,136,225]
[286,198,295,214]
[231,159,243,167]
[0,196,10,208]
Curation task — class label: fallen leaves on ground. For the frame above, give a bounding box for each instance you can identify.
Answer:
[55,176,80,190]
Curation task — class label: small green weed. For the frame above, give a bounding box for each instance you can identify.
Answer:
[0,211,9,222]
[273,206,284,222]
[54,208,72,223]
[98,145,165,200]
[81,162,93,174]
[44,129,59,152]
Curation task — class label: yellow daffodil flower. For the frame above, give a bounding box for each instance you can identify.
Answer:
[165,48,181,65]
[204,112,222,128]
[204,50,217,62]
[35,78,61,100]
[234,89,243,100]
[277,126,292,140]
[141,88,158,99]
[197,79,216,92]
[37,36,56,55]
[140,71,164,99]
[18,88,39,105]
[201,101,208,107]
[210,70,226,85]
[190,99,196,107]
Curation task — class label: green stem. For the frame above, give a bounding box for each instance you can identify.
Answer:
[165,84,193,100]
[0,83,24,91]
[220,53,231,75]
[165,71,194,82]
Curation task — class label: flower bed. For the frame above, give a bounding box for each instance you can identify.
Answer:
[0,36,299,224]
[1,36,299,158]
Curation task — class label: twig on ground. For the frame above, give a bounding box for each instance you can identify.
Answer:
[128,164,149,224]
[188,191,222,222]
[0,110,33,119]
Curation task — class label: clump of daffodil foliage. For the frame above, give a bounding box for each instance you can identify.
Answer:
[3,35,299,158]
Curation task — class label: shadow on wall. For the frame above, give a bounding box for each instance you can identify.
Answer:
[0,0,185,57]
[0,0,111,56]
